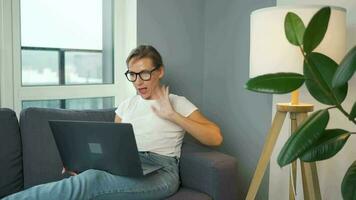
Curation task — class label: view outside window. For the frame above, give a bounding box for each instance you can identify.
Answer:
[21,49,59,85]
[22,99,61,109]
[66,97,114,109]
[65,51,103,84]
[22,97,114,110]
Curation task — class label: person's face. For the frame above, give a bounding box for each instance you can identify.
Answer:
[127,57,164,100]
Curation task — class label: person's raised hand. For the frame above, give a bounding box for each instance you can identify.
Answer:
[151,85,176,120]
[62,167,78,176]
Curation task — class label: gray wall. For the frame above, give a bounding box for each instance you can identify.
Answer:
[137,0,205,107]
[202,0,275,198]
[138,0,275,199]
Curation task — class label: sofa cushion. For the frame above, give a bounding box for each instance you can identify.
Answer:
[179,141,238,200]
[0,108,23,198]
[166,187,212,200]
[20,108,115,188]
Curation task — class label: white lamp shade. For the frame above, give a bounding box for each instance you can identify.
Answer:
[249,6,346,78]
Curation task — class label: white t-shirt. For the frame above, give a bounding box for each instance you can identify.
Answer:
[115,94,197,158]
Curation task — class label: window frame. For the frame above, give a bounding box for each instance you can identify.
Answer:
[0,0,137,114]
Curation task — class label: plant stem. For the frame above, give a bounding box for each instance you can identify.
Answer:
[326,106,337,110]
[336,105,356,125]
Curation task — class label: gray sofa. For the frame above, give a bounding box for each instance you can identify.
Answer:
[0,108,238,200]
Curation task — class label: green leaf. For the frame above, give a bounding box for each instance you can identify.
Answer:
[332,46,356,88]
[350,102,356,120]
[303,7,331,54]
[278,109,329,167]
[304,52,348,105]
[342,161,356,200]
[284,12,305,46]
[300,129,350,162]
[245,73,305,94]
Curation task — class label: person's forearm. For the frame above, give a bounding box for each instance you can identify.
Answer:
[169,112,222,146]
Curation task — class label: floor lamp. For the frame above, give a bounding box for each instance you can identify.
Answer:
[245,6,346,200]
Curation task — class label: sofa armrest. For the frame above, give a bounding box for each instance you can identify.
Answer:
[179,141,238,200]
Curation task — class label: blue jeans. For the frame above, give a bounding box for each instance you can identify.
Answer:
[3,152,180,200]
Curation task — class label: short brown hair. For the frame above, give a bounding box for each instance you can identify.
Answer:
[126,45,163,68]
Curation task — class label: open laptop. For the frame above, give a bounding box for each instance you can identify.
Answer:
[49,120,162,177]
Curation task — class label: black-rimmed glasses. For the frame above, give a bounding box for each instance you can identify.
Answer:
[124,67,159,82]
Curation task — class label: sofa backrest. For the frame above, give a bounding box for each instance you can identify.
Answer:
[20,108,115,189]
[0,108,23,198]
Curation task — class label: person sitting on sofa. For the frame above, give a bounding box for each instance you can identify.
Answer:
[3,45,223,200]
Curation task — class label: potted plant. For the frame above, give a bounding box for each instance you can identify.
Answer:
[245,6,356,200]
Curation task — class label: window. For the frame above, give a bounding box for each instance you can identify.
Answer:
[22,97,114,110]
[0,0,138,113]
[21,47,109,86]
[20,0,113,87]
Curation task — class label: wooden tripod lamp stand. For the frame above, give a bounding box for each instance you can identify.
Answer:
[246,6,346,200]
[245,93,321,200]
